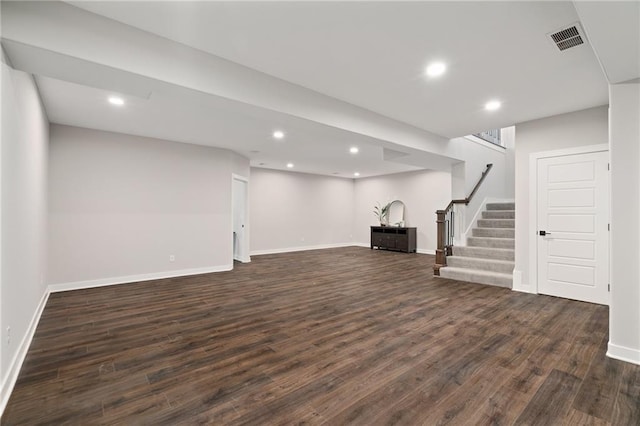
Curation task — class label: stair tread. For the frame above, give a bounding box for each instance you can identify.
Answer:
[440,266,512,278]
[452,247,514,262]
[439,266,513,288]
[447,256,514,265]
[454,245,514,251]
[477,220,515,229]
[475,226,515,229]
[468,236,514,241]
[486,203,515,210]
[472,230,515,239]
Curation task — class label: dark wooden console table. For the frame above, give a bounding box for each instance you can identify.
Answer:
[370,226,417,253]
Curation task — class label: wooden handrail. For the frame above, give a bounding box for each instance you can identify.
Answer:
[434,163,493,275]
[442,198,468,214]
[466,163,494,204]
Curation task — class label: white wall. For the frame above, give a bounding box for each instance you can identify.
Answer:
[609,82,640,364]
[503,126,516,198]
[48,125,249,288]
[513,106,609,291]
[231,152,250,179]
[250,168,355,254]
[353,170,451,253]
[448,129,516,242]
[0,61,49,410]
[250,154,506,256]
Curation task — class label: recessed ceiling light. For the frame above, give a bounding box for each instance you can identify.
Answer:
[273,130,285,140]
[108,96,124,106]
[354,172,360,177]
[286,163,294,168]
[485,100,502,111]
[350,147,359,154]
[425,62,447,78]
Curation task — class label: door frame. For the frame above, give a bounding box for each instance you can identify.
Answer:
[528,143,609,296]
[232,173,250,264]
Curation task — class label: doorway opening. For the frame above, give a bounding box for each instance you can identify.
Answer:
[232,174,250,263]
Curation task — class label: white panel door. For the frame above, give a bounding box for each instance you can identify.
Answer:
[537,151,609,305]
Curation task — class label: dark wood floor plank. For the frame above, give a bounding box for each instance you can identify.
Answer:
[565,408,611,425]
[2,247,639,425]
[556,307,609,379]
[515,369,582,425]
[573,335,625,420]
[611,362,640,425]
[467,384,534,426]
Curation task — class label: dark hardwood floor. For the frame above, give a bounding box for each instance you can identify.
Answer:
[3,247,639,425]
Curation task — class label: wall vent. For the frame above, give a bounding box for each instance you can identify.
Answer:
[548,23,586,51]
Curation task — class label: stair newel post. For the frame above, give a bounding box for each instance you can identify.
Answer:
[434,209,447,275]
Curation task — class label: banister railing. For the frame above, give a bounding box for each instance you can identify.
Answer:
[434,163,493,275]
[473,129,502,146]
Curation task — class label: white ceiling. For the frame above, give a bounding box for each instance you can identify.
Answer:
[573,1,640,84]
[3,1,632,178]
[69,1,609,137]
[34,74,428,178]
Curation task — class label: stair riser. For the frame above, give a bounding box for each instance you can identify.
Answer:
[452,246,515,261]
[467,237,515,249]
[482,211,515,219]
[486,202,515,211]
[477,219,515,229]
[472,228,515,238]
[439,269,512,288]
[447,258,514,274]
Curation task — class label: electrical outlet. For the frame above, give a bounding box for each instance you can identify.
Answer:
[7,326,11,345]
[169,255,175,262]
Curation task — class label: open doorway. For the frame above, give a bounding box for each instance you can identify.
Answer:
[232,174,250,263]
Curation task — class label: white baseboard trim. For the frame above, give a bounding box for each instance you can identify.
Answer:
[417,249,436,255]
[48,264,234,293]
[252,243,433,256]
[607,342,640,366]
[512,287,536,294]
[1,288,50,416]
[352,242,434,255]
[511,269,535,294]
[251,242,356,256]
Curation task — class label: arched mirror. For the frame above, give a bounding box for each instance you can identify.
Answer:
[387,200,405,227]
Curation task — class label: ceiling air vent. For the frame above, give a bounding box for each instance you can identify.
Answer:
[548,23,586,51]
